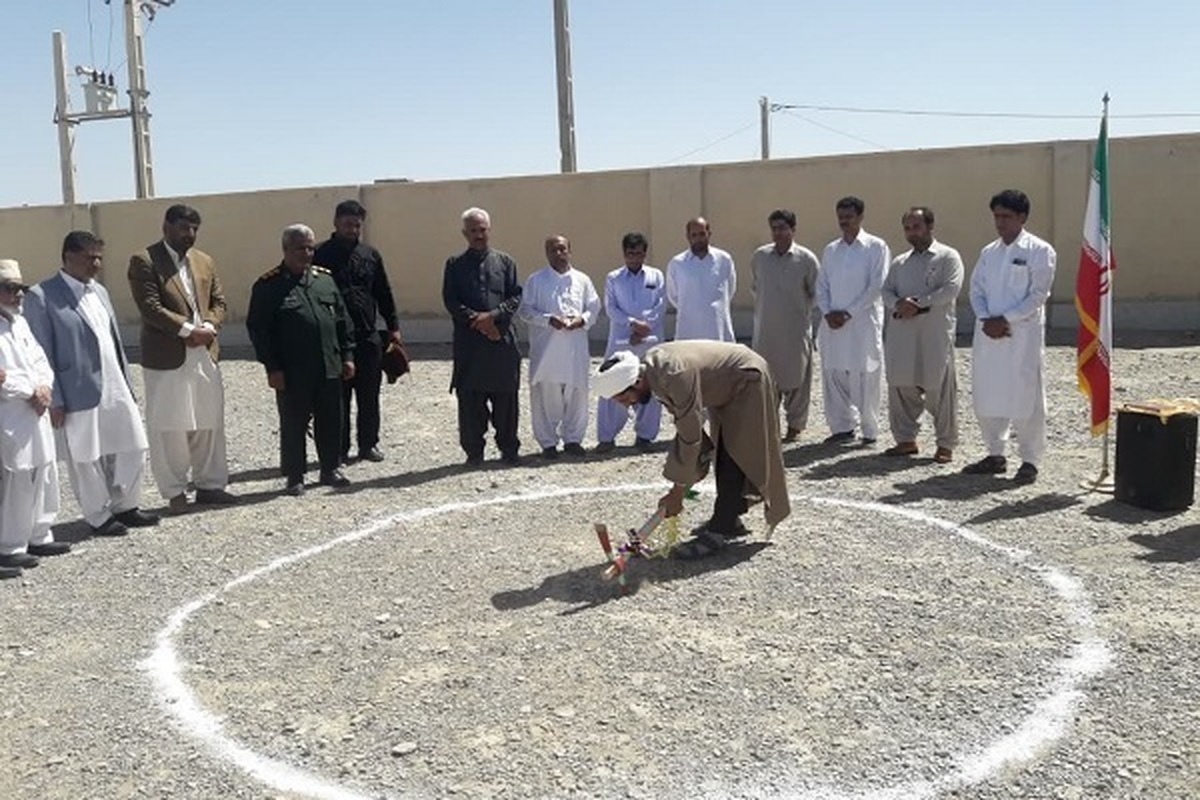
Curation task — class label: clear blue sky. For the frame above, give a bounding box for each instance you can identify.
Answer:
[3,0,1198,209]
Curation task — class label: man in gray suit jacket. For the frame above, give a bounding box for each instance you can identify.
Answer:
[24,231,159,537]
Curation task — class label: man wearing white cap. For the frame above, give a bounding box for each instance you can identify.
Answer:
[594,342,790,559]
[0,259,70,576]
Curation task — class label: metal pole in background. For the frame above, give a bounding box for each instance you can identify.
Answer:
[125,0,155,198]
[553,0,577,173]
[52,30,78,204]
[760,96,770,160]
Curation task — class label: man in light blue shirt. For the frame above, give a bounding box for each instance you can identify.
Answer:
[595,233,665,453]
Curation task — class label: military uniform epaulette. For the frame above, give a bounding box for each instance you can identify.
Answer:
[256,266,281,282]
[311,265,332,275]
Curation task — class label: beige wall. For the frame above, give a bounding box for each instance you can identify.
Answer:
[2,133,1196,334]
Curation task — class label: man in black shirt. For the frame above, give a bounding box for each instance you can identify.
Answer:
[314,200,402,464]
[442,207,523,466]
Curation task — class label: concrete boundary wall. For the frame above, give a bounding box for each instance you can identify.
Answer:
[2,133,1196,345]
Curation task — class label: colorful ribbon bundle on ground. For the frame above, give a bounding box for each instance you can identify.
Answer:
[593,491,696,594]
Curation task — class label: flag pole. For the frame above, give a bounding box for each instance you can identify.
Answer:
[1081,93,1115,493]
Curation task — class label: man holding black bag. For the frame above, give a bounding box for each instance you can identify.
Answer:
[314,200,404,464]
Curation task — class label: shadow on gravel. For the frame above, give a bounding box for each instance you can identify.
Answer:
[1082,499,1190,524]
[48,519,95,544]
[1129,524,1200,563]
[800,452,929,480]
[878,473,1019,504]
[227,465,287,484]
[965,492,1084,524]
[490,541,771,615]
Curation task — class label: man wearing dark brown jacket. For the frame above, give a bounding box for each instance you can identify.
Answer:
[128,204,237,513]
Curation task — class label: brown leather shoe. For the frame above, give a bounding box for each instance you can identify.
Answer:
[884,441,919,457]
[782,427,803,443]
[933,447,953,464]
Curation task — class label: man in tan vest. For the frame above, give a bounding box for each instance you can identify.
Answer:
[128,205,237,513]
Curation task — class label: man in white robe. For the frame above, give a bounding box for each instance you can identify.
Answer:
[963,189,1056,485]
[751,209,820,443]
[518,235,601,458]
[882,207,964,463]
[665,217,736,342]
[25,231,158,537]
[128,204,236,514]
[0,259,70,575]
[817,196,891,445]
[595,232,665,453]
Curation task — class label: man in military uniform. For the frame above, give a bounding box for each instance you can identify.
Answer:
[247,224,355,495]
[442,207,523,467]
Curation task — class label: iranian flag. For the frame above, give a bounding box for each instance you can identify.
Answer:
[1075,110,1115,436]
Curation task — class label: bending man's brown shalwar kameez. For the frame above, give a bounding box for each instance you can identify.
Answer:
[644,341,791,533]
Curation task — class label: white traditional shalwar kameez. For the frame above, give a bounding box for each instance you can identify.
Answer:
[0,312,60,555]
[597,264,666,444]
[969,230,1056,465]
[882,240,964,449]
[751,242,820,432]
[665,247,736,341]
[59,272,148,528]
[518,265,601,448]
[817,231,891,439]
[143,244,227,499]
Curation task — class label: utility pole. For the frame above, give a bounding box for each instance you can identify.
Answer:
[50,0,168,204]
[52,31,78,204]
[552,0,577,173]
[760,96,771,160]
[125,0,155,198]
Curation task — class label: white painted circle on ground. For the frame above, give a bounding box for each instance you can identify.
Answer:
[141,484,1111,800]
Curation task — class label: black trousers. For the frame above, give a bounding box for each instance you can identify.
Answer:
[342,335,383,456]
[456,389,520,458]
[710,433,749,533]
[277,378,343,482]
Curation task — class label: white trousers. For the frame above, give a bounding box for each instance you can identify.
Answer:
[0,464,59,555]
[976,401,1047,467]
[595,395,662,444]
[148,427,229,499]
[822,367,882,439]
[66,450,145,528]
[530,382,589,449]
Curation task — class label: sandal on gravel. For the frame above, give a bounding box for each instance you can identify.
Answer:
[674,530,728,560]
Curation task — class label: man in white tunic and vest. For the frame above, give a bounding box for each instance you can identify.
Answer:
[518,235,601,459]
[751,209,820,444]
[817,196,891,445]
[881,207,964,463]
[25,232,159,537]
[963,190,1056,485]
[665,217,736,342]
[0,259,70,576]
[595,232,665,454]
[128,205,237,514]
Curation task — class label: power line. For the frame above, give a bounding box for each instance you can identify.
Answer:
[770,102,1200,121]
[86,0,96,66]
[664,121,758,165]
[777,109,890,151]
[106,0,116,70]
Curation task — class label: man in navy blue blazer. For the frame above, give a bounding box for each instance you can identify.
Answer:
[24,231,159,537]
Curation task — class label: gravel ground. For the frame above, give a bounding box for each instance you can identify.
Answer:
[0,344,1197,800]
